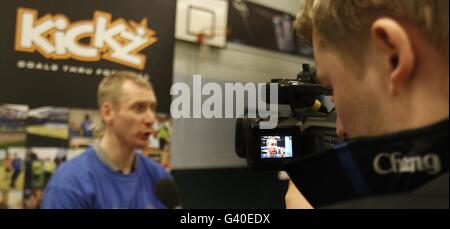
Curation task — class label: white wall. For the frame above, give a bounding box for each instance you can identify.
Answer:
[171,0,313,169]
[173,41,314,83]
[247,0,302,16]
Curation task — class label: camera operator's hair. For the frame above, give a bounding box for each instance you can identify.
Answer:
[97,71,153,110]
[295,0,449,65]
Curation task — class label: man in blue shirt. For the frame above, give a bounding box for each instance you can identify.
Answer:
[80,114,93,138]
[43,71,173,209]
[10,154,23,188]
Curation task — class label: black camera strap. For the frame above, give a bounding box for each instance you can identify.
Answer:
[284,119,449,207]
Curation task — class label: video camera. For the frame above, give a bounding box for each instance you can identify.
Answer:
[235,64,343,170]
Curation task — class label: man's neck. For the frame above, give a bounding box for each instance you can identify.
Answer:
[383,59,449,135]
[406,34,449,129]
[99,131,136,174]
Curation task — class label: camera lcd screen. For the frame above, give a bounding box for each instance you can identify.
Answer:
[260,135,293,158]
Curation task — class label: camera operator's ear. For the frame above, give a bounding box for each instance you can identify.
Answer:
[371,18,415,96]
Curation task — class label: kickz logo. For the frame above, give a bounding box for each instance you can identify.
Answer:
[373,152,441,175]
[14,7,157,70]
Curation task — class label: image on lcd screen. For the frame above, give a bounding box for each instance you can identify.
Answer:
[260,136,293,158]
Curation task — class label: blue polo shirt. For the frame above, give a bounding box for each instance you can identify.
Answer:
[42,146,171,209]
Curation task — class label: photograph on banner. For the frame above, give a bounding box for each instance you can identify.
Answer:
[0,191,5,209]
[68,109,102,148]
[143,113,172,170]
[227,0,313,57]
[0,147,26,191]
[24,147,67,190]
[0,189,24,209]
[3,189,24,209]
[23,188,44,209]
[22,147,83,209]
[26,107,69,147]
[0,104,28,148]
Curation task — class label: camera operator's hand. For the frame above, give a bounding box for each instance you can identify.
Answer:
[285,180,314,209]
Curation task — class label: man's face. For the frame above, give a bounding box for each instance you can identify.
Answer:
[312,33,385,138]
[110,81,157,148]
[267,139,278,156]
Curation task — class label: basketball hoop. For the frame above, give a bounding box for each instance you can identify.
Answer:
[195,26,229,45]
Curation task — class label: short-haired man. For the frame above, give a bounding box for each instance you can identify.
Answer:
[266,137,279,158]
[286,0,448,208]
[43,71,173,209]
